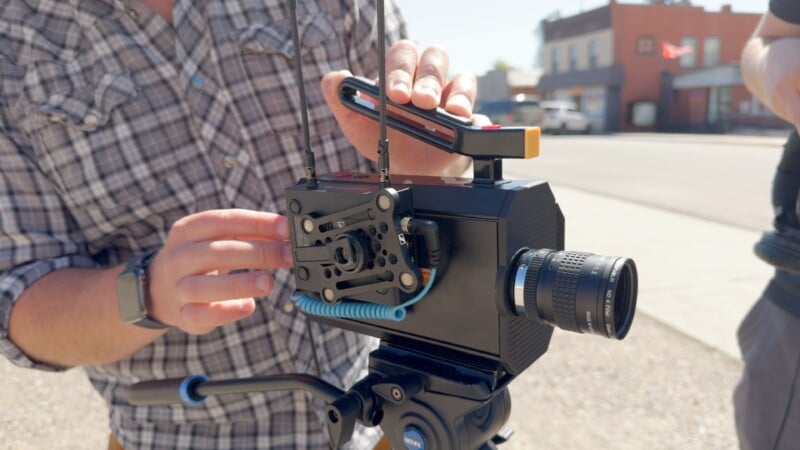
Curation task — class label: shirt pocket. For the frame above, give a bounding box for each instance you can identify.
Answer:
[231,13,345,137]
[14,68,175,211]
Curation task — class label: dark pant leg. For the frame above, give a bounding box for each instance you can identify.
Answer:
[734,294,800,450]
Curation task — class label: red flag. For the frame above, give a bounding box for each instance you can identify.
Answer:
[662,42,694,59]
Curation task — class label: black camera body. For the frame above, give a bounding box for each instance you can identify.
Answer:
[284,153,637,448]
[286,172,561,377]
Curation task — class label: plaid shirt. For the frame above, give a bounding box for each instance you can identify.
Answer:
[0,0,405,448]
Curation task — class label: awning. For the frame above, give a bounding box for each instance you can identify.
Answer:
[672,65,742,89]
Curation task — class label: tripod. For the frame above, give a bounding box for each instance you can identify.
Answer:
[128,342,517,449]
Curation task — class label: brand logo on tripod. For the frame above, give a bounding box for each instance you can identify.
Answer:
[403,426,426,449]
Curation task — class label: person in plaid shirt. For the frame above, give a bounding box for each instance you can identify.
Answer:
[0,0,473,448]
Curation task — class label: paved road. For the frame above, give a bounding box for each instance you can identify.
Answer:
[510,132,786,232]
[0,133,784,449]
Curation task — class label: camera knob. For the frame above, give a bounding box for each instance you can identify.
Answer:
[328,233,371,273]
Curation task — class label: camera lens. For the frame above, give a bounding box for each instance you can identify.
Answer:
[511,249,637,339]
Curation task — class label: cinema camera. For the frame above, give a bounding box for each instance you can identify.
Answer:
[127,1,638,448]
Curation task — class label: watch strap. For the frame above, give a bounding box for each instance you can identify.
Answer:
[120,248,171,329]
[133,316,171,330]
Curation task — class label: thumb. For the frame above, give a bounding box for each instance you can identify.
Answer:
[320,69,369,135]
[320,70,353,114]
[320,69,379,161]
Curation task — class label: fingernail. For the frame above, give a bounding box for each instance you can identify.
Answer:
[256,274,270,291]
[276,216,290,239]
[416,86,438,98]
[391,79,410,95]
[283,244,295,266]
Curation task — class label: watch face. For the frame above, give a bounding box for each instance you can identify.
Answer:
[117,270,146,323]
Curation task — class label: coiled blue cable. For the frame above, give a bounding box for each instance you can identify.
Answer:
[291,269,437,321]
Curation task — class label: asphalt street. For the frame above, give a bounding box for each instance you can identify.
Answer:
[0,133,786,449]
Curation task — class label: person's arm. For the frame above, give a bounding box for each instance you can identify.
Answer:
[7,209,293,368]
[8,265,163,367]
[741,11,800,128]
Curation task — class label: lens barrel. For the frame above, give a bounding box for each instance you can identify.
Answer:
[512,249,637,339]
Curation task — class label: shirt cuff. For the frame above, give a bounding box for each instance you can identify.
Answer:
[0,255,98,371]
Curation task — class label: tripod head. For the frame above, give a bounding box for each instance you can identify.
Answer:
[129,343,516,449]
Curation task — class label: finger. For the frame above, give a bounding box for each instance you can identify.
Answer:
[167,240,293,277]
[321,70,366,129]
[385,39,419,104]
[441,72,477,117]
[168,209,289,244]
[320,70,384,162]
[175,271,275,305]
[180,298,257,333]
[411,45,449,110]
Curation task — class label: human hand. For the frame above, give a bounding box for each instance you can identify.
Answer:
[321,40,476,177]
[146,209,293,335]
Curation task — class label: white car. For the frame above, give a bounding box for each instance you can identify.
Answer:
[541,101,591,134]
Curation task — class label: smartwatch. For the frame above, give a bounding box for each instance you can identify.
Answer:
[116,248,171,329]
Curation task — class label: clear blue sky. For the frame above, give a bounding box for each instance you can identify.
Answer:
[400,0,767,76]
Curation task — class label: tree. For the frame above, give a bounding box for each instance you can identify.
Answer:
[493,60,516,71]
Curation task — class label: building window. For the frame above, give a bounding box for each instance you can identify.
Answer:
[568,44,577,71]
[637,36,655,55]
[680,36,697,67]
[704,37,720,67]
[588,40,598,68]
[551,47,559,73]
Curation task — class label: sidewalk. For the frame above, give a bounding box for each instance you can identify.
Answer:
[611,131,789,148]
[550,183,772,359]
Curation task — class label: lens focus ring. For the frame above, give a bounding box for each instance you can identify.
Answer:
[550,252,590,333]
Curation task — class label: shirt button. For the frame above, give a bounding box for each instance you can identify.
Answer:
[223,155,237,169]
[191,74,205,88]
[83,114,98,128]
[283,302,295,313]
[126,8,139,19]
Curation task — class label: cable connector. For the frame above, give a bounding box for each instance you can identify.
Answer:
[401,218,441,268]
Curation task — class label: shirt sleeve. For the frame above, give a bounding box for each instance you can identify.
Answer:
[0,105,99,372]
[770,0,800,24]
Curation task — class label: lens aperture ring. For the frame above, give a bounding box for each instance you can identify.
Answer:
[522,249,550,320]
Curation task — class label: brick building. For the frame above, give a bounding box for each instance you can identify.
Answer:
[537,1,782,132]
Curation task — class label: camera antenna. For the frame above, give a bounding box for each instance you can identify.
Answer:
[376,0,390,187]
[288,0,317,189]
